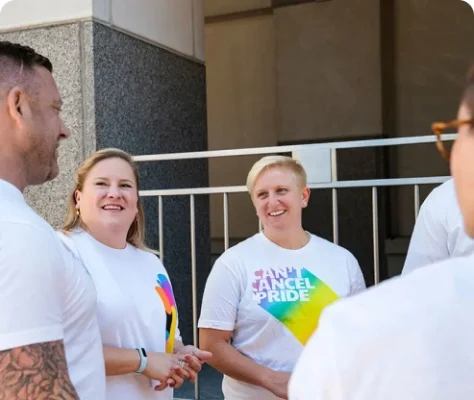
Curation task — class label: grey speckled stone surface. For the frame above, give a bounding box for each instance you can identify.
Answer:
[81,21,97,158]
[0,23,88,228]
[91,22,210,345]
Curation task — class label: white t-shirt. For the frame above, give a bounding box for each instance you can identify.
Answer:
[58,229,182,400]
[289,255,474,400]
[198,232,366,400]
[403,179,474,274]
[0,179,105,399]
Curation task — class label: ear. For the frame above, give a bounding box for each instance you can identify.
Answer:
[301,187,311,208]
[7,87,29,127]
[74,190,81,207]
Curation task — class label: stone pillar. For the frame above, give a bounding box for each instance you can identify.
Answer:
[0,0,210,345]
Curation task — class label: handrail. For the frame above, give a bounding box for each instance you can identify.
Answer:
[139,176,451,197]
[133,133,456,163]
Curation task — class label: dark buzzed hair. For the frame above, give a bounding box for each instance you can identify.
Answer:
[0,41,52,73]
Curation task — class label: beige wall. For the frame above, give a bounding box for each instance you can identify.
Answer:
[205,0,270,17]
[205,0,383,239]
[275,0,382,142]
[393,0,474,236]
[205,14,277,238]
[205,0,474,241]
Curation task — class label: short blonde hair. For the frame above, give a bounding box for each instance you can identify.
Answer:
[62,148,151,252]
[246,155,307,193]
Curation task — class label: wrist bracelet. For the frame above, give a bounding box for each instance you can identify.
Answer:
[135,347,148,374]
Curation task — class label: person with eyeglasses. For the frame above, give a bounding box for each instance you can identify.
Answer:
[288,64,474,400]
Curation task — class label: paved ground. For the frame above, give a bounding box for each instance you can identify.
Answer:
[174,364,224,399]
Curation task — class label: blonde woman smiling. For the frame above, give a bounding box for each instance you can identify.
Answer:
[59,148,211,400]
[198,155,365,400]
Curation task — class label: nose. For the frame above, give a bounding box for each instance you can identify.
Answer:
[107,184,122,199]
[59,118,71,140]
[268,192,280,206]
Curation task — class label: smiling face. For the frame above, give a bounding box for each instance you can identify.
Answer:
[251,166,310,233]
[75,157,139,239]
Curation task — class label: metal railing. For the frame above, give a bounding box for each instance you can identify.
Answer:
[133,133,456,399]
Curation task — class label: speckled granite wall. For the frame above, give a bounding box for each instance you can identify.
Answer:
[0,21,210,345]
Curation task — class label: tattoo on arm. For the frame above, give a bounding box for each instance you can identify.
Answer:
[0,340,79,400]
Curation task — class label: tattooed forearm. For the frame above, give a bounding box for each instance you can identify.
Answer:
[0,340,79,400]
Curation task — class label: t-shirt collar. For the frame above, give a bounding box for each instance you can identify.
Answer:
[0,179,25,203]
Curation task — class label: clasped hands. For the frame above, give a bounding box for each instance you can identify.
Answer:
[141,345,212,391]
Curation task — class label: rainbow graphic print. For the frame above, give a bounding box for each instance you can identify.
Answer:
[252,266,339,345]
[155,274,178,353]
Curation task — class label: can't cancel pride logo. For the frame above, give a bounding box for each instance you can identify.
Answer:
[252,267,314,303]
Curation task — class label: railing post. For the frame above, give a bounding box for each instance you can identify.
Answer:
[331,148,339,244]
[372,187,380,285]
[414,184,420,220]
[158,196,164,261]
[223,193,229,251]
[189,195,199,399]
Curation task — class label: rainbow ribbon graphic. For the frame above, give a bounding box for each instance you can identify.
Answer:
[155,274,177,353]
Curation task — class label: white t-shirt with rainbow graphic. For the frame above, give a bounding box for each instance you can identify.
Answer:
[198,232,366,400]
[58,229,181,400]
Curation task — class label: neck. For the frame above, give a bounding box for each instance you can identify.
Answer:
[0,151,27,192]
[84,224,128,250]
[263,226,309,250]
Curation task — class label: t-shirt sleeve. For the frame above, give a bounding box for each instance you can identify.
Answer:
[0,223,64,351]
[402,188,448,275]
[347,254,366,295]
[198,258,241,331]
[289,310,344,400]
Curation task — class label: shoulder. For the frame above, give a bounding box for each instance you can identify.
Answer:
[0,221,65,284]
[308,234,358,262]
[56,230,81,258]
[216,233,262,264]
[0,219,59,256]
[422,179,456,210]
[130,246,166,271]
[321,256,473,332]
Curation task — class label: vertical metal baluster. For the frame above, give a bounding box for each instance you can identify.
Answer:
[223,193,229,251]
[414,184,420,220]
[189,195,199,399]
[331,148,339,244]
[372,187,380,285]
[158,196,164,262]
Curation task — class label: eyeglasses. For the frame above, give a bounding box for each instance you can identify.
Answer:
[431,119,474,161]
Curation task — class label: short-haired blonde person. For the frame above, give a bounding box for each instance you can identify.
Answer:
[198,155,366,400]
[58,148,211,400]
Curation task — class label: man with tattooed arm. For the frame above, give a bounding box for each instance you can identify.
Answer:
[0,42,105,399]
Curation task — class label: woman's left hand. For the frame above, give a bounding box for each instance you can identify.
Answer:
[168,345,212,384]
